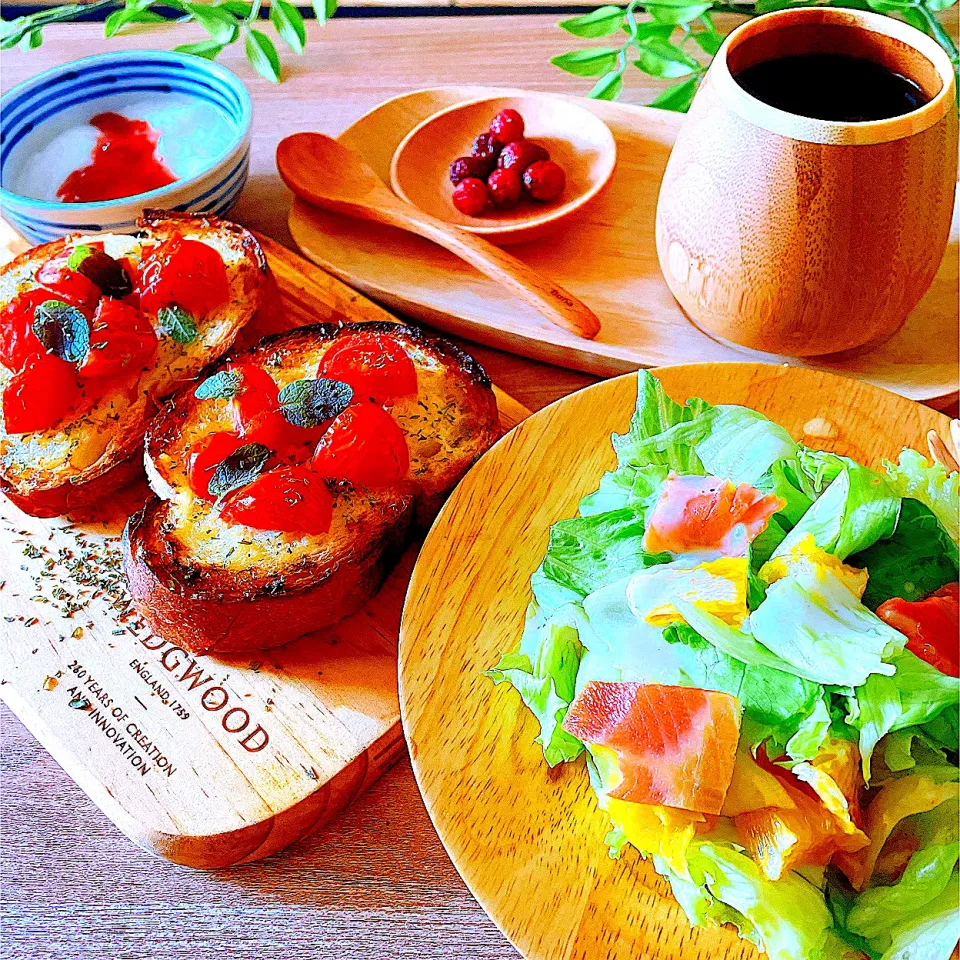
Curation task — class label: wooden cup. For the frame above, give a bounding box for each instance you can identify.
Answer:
[655,7,958,357]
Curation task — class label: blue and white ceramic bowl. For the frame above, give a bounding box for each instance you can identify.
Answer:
[0,51,252,244]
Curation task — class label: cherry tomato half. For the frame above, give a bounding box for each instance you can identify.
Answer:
[220,466,334,535]
[311,402,409,488]
[220,363,282,437]
[188,432,245,501]
[0,290,50,371]
[877,583,959,677]
[317,333,417,405]
[3,351,80,434]
[81,298,157,380]
[137,237,230,319]
[36,258,102,314]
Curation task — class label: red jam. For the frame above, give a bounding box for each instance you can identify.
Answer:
[57,112,177,203]
[137,237,231,318]
[877,583,959,677]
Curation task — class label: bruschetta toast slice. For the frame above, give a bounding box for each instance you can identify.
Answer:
[123,321,501,655]
[0,211,270,517]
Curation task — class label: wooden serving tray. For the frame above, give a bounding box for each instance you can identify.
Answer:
[0,237,528,869]
[289,85,959,407]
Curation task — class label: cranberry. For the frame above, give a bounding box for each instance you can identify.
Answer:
[498,140,549,172]
[486,167,522,210]
[449,156,489,185]
[523,160,566,202]
[489,109,525,146]
[452,178,489,217]
[469,132,501,175]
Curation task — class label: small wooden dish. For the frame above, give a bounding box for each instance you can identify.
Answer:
[390,94,617,246]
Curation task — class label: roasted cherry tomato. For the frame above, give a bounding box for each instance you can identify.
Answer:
[3,351,80,434]
[36,258,102,314]
[877,583,959,677]
[137,237,230,319]
[188,432,245,501]
[220,466,334,535]
[317,333,417,405]
[311,401,409,488]
[0,289,50,371]
[221,363,282,437]
[81,298,157,380]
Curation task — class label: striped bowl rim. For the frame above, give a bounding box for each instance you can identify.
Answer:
[0,50,252,212]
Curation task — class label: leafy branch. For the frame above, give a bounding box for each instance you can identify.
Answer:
[553,0,959,110]
[0,0,338,82]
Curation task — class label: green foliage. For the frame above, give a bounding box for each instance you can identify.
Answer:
[553,0,959,112]
[1,0,340,81]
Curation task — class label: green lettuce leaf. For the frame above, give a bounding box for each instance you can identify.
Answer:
[846,842,959,946]
[851,498,959,609]
[846,650,959,780]
[486,604,585,766]
[687,842,840,960]
[693,405,797,485]
[749,563,906,686]
[874,870,959,960]
[773,464,900,562]
[884,448,959,550]
[662,622,821,744]
[533,507,669,608]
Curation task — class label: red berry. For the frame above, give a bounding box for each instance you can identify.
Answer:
[452,178,490,217]
[449,156,489,185]
[486,167,522,210]
[489,109,525,146]
[469,132,501,175]
[311,402,409,488]
[497,140,549,172]
[523,160,566,202]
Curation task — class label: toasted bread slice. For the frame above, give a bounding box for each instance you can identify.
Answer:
[123,321,501,655]
[0,211,271,517]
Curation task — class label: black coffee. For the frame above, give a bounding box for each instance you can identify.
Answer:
[733,53,928,122]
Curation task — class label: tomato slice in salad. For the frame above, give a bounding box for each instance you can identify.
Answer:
[81,298,157,380]
[137,237,230,319]
[317,333,417,405]
[220,466,334,535]
[876,583,959,677]
[311,402,409,488]
[562,681,742,815]
[3,351,81,434]
[643,472,785,557]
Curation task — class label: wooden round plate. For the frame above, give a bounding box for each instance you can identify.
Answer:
[398,362,950,960]
[391,94,616,245]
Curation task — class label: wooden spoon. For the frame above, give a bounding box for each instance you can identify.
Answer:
[276,133,602,340]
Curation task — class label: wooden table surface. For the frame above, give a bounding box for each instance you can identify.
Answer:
[1,12,957,960]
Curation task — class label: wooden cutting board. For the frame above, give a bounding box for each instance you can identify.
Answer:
[0,235,528,869]
[289,85,959,406]
[399,363,951,960]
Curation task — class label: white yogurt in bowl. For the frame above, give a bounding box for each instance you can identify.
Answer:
[0,51,252,243]
[8,95,237,203]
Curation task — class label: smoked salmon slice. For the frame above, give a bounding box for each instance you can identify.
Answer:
[562,681,742,815]
[642,472,785,557]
